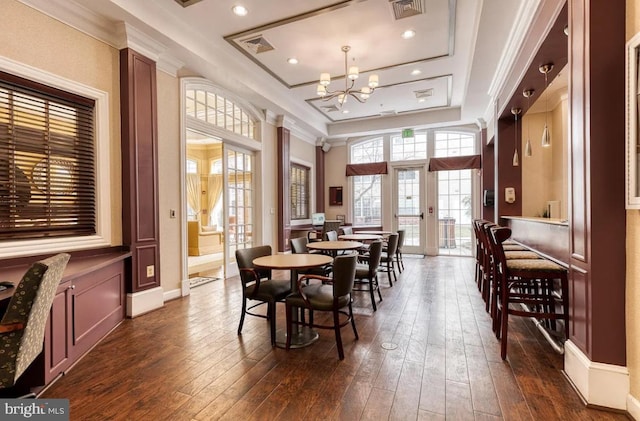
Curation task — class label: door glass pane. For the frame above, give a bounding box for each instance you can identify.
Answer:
[396,168,421,247]
[438,169,472,256]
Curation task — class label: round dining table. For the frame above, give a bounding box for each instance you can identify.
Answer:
[253,253,333,348]
[338,234,382,242]
[357,230,393,236]
[306,240,364,257]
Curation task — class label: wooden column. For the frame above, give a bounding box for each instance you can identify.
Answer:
[277,127,290,252]
[120,48,160,293]
[567,1,626,365]
[495,117,522,221]
[315,145,325,212]
[480,128,495,222]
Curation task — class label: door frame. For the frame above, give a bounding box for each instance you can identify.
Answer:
[390,164,427,255]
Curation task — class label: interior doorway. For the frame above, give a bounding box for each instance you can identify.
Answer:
[185,130,224,287]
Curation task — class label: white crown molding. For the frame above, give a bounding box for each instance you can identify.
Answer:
[264,109,278,126]
[157,54,184,77]
[19,0,121,47]
[487,0,541,99]
[116,22,166,62]
[564,340,629,410]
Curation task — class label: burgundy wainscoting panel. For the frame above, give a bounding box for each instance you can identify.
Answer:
[569,265,588,353]
[72,260,126,359]
[120,48,160,293]
[277,127,291,252]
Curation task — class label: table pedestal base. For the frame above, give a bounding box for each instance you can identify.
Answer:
[275,326,319,349]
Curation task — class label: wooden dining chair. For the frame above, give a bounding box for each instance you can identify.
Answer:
[235,246,291,346]
[488,226,569,360]
[353,240,383,311]
[285,254,358,360]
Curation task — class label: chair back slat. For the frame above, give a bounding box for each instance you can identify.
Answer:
[367,240,383,274]
[332,254,357,298]
[235,245,272,285]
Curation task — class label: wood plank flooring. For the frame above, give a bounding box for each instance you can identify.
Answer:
[41,255,629,420]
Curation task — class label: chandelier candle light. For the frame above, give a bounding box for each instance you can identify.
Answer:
[511,107,521,167]
[317,46,379,107]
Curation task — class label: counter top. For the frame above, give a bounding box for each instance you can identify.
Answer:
[501,216,568,226]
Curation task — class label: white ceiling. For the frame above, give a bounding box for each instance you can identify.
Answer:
[20,0,529,140]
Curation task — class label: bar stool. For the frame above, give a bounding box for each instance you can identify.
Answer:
[489,226,569,360]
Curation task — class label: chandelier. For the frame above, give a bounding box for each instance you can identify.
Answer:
[316,45,379,107]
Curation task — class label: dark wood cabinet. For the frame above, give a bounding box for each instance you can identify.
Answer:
[42,254,127,385]
[44,282,73,384]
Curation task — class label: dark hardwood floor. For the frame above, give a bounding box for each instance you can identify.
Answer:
[42,255,629,420]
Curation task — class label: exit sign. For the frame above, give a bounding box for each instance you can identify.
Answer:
[402,128,414,138]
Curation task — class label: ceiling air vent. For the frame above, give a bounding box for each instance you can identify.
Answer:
[174,0,204,7]
[415,88,433,102]
[321,105,340,113]
[389,0,424,20]
[242,35,275,54]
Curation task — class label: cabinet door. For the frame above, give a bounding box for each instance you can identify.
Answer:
[44,282,73,384]
[72,261,125,358]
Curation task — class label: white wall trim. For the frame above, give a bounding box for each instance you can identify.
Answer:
[628,393,640,420]
[163,288,182,302]
[126,287,164,318]
[181,278,191,297]
[564,340,629,410]
[0,55,112,258]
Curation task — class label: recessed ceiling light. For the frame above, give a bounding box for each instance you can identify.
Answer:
[287,58,298,65]
[401,29,416,39]
[411,69,421,76]
[342,110,350,114]
[232,5,248,16]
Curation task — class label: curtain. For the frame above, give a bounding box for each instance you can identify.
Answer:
[208,174,223,226]
[186,174,201,220]
[428,155,481,171]
[345,162,388,176]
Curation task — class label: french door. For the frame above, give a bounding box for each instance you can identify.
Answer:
[225,146,254,276]
[393,167,425,254]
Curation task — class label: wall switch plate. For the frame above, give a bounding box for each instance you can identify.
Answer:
[169,209,176,218]
[146,265,154,277]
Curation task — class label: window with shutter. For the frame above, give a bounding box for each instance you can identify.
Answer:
[0,71,95,240]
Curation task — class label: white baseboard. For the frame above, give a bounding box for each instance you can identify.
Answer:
[163,288,182,302]
[181,278,191,297]
[126,286,164,318]
[628,393,640,420]
[564,340,629,410]
[426,246,439,256]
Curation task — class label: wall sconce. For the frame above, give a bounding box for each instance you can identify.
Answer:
[539,63,554,147]
[523,89,534,157]
[511,107,521,167]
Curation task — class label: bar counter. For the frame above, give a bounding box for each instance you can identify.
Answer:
[500,216,570,265]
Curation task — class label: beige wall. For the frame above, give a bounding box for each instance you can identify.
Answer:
[628,0,640,400]
[0,0,122,244]
[157,71,182,294]
[521,96,567,219]
[323,144,348,220]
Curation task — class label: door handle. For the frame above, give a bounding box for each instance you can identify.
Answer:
[420,212,424,220]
